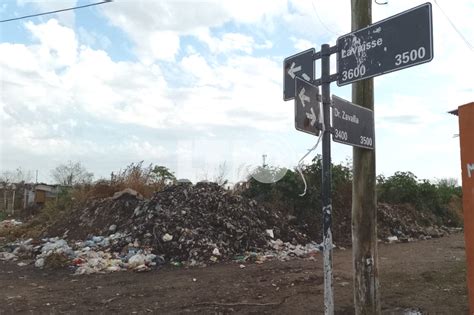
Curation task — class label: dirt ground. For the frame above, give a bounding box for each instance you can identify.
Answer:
[0,232,468,314]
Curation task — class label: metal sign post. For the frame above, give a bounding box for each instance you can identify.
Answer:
[320,43,336,315]
[283,3,433,314]
[286,46,338,314]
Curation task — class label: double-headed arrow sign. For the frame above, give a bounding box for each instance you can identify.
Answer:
[283,48,315,101]
[295,77,320,136]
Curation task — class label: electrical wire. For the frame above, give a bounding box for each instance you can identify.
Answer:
[296,103,325,197]
[311,1,340,37]
[433,0,474,52]
[0,0,113,23]
[296,132,323,197]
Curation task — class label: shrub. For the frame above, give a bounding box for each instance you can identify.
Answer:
[377,171,419,204]
[378,172,463,226]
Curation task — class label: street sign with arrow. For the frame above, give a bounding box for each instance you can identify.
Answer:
[283,48,315,101]
[282,3,434,312]
[295,77,320,136]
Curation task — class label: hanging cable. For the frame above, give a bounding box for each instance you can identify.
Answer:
[0,0,113,23]
[296,132,323,196]
[311,1,340,37]
[434,0,474,51]
[297,103,325,196]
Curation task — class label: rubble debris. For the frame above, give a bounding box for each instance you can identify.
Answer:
[377,203,456,243]
[162,233,173,242]
[387,236,398,243]
[123,183,308,264]
[0,252,17,261]
[35,258,44,268]
[33,237,74,269]
[0,219,23,229]
[109,224,117,233]
[0,182,462,275]
[264,239,320,261]
[112,188,143,200]
[44,183,308,266]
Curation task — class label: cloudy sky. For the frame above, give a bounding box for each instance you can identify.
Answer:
[0,0,473,184]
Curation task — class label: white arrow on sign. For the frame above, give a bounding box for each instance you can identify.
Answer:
[306,107,317,126]
[288,62,311,81]
[298,87,310,108]
[288,62,301,79]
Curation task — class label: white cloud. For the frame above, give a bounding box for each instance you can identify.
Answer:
[0,18,294,182]
[376,95,442,132]
[3,1,473,184]
[101,0,287,32]
[25,19,78,67]
[78,27,112,51]
[291,37,313,51]
[149,31,180,61]
[256,40,273,50]
[195,30,255,54]
[100,0,287,61]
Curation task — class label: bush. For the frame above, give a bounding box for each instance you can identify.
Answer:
[66,161,177,201]
[377,171,419,204]
[242,156,353,241]
[108,161,175,198]
[377,172,463,226]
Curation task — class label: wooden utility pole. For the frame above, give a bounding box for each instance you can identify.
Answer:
[351,0,380,313]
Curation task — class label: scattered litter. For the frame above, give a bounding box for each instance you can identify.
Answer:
[387,236,398,243]
[0,182,460,275]
[266,239,321,261]
[0,219,23,229]
[162,233,173,242]
[0,252,17,261]
[35,258,44,268]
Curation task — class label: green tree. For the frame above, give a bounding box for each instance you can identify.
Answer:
[377,171,419,204]
[151,165,176,184]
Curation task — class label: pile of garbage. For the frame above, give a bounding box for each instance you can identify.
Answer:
[41,183,309,267]
[377,203,458,242]
[121,183,309,263]
[0,234,161,274]
[0,182,462,274]
[0,231,324,274]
